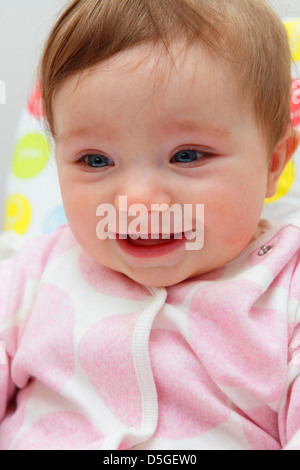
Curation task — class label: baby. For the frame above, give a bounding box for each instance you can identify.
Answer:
[0,0,300,450]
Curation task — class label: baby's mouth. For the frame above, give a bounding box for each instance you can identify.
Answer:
[114,231,193,259]
[125,233,179,247]
[115,232,189,246]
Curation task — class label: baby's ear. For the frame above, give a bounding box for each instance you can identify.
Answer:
[265,128,300,199]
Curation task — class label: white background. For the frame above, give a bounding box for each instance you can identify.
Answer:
[0,0,300,226]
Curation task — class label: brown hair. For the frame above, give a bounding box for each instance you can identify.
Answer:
[39,0,293,154]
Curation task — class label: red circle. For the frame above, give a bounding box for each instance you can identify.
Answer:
[27,83,44,118]
[291,78,300,127]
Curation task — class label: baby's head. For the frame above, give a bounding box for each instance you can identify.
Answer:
[39,0,299,287]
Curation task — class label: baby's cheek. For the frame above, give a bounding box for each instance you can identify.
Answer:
[63,188,98,232]
[205,182,264,247]
[62,189,119,268]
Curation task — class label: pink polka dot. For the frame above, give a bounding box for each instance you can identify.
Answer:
[25,225,77,278]
[150,329,230,439]
[288,324,300,364]
[230,402,280,450]
[242,408,281,450]
[0,353,11,424]
[271,263,296,290]
[0,383,34,450]
[0,326,19,358]
[79,250,150,300]
[290,254,300,300]
[166,267,226,306]
[49,224,78,258]
[288,323,298,346]
[12,283,75,391]
[282,379,300,446]
[0,240,52,327]
[78,312,142,428]
[248,406,279,441]
[188,280,287,403]
[13,412,104,450]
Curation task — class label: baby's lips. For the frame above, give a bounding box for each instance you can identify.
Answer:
[109,228,204,240]
[111,231,183,240]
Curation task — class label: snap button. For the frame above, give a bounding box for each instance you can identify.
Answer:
[258,245,273,256]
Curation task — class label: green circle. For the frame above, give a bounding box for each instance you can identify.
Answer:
[12,132,50,179]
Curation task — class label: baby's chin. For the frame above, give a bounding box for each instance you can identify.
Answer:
[115,264,196,288]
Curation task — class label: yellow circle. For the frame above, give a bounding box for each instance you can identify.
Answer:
[265,160,296,204]
[12,132,50,179]
[284,19,300,62]
[3,194,32,235]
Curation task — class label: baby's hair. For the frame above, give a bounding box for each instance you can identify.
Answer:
[39,0,292,155]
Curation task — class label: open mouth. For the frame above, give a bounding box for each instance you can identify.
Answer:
[115,232,189,258]
[118,232,184,246]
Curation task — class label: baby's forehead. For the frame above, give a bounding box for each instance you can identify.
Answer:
[91,40,225,74]
[53,40,254,147]
[41,0,292,154]
[78,40,237,100]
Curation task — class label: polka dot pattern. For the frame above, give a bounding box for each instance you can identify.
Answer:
[3,87,66,237]
[0,384,34,450]
[12,283,75,391]
[78,312,143,429]
[79,250,150,300]
[150,329,230,439]
[187,280,287,403]
[13,411,104,450]
[0,222,299,449]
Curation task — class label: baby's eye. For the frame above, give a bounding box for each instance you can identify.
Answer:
[76,153,114,168]
[170,149,208,165]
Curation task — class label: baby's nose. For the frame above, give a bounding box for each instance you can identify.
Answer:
[114,194,172,214]
[114,173,173,213]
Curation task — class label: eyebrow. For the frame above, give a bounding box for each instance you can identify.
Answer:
[56,127,94,143]
[163,120,233,138]
[56,120,232,143]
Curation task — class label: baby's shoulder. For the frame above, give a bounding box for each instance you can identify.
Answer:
[0,225,79,328]
[0,224,78,275]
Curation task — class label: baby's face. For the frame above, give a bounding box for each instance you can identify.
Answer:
[53,42,273,287]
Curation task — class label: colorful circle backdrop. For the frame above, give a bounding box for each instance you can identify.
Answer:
[3,89,67,239]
